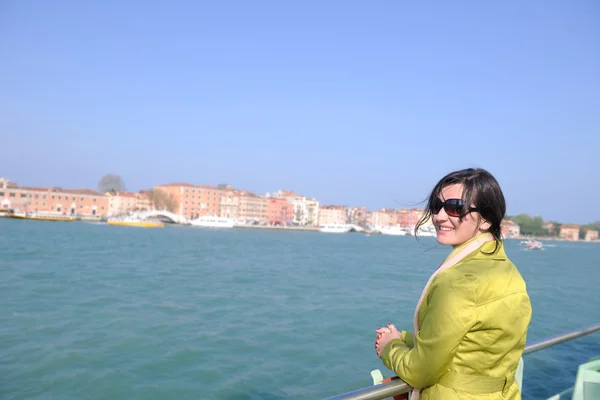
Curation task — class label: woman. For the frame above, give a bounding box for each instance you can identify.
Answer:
[375,168,532,400]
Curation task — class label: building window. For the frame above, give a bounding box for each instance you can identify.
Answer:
[21,193,27,198]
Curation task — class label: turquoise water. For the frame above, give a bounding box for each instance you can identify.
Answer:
[1,219,599,399]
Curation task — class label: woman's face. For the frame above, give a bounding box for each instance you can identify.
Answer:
[432,184,487,246]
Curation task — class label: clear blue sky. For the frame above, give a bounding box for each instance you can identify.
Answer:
[1,1,598,224]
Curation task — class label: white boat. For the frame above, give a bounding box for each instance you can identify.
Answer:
[319,224,353,233]
[416,225,437,237]
[190,215,236,228]
[525,240,544,250]
[107,216,163,228]
[380,226,409,236]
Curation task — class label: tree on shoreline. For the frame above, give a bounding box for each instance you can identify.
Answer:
[506,214,599,238]
[507,214,547,236]
[98,174,126,193]
[143,188,177,212]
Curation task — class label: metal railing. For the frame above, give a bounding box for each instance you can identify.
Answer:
[324,323,600,400]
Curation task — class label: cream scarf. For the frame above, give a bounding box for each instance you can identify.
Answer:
[410,232,494,400]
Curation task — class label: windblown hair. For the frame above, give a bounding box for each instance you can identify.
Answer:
[415,168,506,247]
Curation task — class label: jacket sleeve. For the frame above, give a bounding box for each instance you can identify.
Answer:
[401,330,414,348]
[379,269,476,389]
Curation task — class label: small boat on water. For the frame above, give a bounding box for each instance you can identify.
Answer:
[415,224,437,237]
[190,215,236,228]
[522,239,544,250]
[380,226,409,236]
[107,216,164,228]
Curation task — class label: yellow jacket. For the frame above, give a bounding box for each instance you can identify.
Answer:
[380,240,532,399]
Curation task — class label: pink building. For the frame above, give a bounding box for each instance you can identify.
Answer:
[585,230,598,241]
[398,209,424,228]
[318,205,347,226]
[560,224,580,241]
[267,197,293,225]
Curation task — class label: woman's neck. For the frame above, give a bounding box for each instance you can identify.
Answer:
[448,232,494,256]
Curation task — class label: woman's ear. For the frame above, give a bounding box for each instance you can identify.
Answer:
[479,219,491,231]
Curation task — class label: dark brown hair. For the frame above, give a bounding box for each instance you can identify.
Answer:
[415,168,506,247]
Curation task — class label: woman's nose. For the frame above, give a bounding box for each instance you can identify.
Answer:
[433,208,448,221]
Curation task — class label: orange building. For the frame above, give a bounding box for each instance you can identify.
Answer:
[0,181,108,217]
[560,224,580,241]
[154,183,226,220]
[501,219,521,239]
[237,190,268,224]
[267,197,293,225]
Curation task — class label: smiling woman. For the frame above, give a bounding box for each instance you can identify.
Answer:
[375,168,532,400]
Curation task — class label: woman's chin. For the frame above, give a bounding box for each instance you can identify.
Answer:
[435,232,455,245]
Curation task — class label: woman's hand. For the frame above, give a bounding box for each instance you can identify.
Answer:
[375,323,402,357]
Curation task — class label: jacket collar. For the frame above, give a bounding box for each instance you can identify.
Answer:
[445,233,506,262]
[475,240,507,261]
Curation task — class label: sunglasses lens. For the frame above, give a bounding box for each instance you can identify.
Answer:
[445,199,464,217]
[431,198,444,214]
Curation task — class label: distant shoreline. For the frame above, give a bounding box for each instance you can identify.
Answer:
[2,217,598,243]
[233,224,319,232]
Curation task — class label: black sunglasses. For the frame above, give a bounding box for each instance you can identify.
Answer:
[431,198,478,217]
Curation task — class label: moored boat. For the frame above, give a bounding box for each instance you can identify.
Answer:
[190,215,236,228]
[7,211,75,222]
[319,224,353,233]
[107,216,164,228]
[380,226,409,236]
